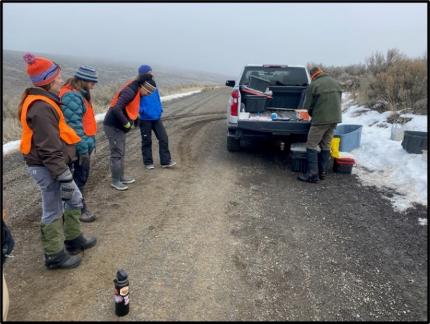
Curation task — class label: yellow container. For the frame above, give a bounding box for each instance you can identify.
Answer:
[330,137,340,158]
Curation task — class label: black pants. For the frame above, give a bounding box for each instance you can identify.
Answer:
[72,152,91,192]
[139,119,171,165]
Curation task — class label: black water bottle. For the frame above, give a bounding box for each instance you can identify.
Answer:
[114,269,130,316]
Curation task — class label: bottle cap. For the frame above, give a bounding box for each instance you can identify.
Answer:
[116,269,128,281]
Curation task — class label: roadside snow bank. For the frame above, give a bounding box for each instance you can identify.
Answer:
[341,94,427,214]
[3,89,204,156]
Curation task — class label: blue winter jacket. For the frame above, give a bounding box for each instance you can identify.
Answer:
[61,90,96,154]
[139,89,163,120]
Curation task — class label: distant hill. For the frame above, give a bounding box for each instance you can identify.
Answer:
[2,49,229,97]
[2,49,232,143]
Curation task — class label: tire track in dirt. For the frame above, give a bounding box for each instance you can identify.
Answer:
[4,86,426,321]
[4,87,236,321]
[163,90,223,118]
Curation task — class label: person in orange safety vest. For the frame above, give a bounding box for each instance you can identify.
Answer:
[19,53,96,270]
[103,70,155,191]
[59,66,98,222]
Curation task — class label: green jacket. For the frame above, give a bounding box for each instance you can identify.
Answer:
[303,74,342,125]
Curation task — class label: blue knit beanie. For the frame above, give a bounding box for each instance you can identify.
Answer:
[75,65,98,83]
[138,65,152,75]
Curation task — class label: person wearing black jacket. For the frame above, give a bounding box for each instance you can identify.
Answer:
[103,72,155,190]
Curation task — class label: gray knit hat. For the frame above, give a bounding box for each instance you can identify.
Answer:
[75,65,98,83]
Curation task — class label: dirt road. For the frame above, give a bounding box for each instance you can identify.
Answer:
[3,88,427,321]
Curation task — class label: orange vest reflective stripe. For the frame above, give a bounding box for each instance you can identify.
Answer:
[19,95,81,155]
[59,85,97,136]
[109,80,140,120]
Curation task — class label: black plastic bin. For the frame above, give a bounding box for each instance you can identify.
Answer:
[244,95,266,113]
[290,151,307,173]
[333,158,354,174]
[248,76,271,92]
[401,131,427,154]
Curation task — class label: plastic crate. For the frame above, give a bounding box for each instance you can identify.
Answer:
[333,157,355,174]
[401,131,427,154]
[334,124,363,152]
[244,95,266,113]
[290,150,307,173]
[290,142,307,153]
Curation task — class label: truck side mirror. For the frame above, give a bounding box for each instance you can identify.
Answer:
[225,80,236,87]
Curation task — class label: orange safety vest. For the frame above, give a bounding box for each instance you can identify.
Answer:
[20,95,81,155]
[59,85,97,136]
[109,80,140,120]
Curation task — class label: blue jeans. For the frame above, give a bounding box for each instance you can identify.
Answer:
[28,166,83,224]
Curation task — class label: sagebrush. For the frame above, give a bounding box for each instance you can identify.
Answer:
[307,48,427,116]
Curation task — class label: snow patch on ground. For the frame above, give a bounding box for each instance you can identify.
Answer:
[341,93,427,220]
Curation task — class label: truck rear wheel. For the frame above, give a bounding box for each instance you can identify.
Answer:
[227,136,240,152]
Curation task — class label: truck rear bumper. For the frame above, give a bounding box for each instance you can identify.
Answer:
[228,120,310,142]
[237,120,310,136]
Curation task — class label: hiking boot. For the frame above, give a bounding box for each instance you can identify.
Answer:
[298,149,320,183]
[111,180,128,191]
[161,160,177,168]
[120,176,136,184]
[80,200,96,223]
[45,249,81,270]
[144,164,155,170]
[65,234,97,255]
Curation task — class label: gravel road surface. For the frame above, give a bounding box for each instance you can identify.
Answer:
[2,88,427,321]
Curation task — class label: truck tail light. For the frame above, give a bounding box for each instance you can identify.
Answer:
[230,89,239,116]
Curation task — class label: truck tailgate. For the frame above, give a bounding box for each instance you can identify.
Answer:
[237,119,311,135]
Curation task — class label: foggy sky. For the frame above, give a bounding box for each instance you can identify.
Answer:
[3,3,427,77]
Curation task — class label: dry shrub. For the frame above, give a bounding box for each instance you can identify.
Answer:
[377,58,427,112]
[308,49,427,115]
[358,49,427,114]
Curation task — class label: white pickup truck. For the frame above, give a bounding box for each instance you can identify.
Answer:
[225,64,311,151]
